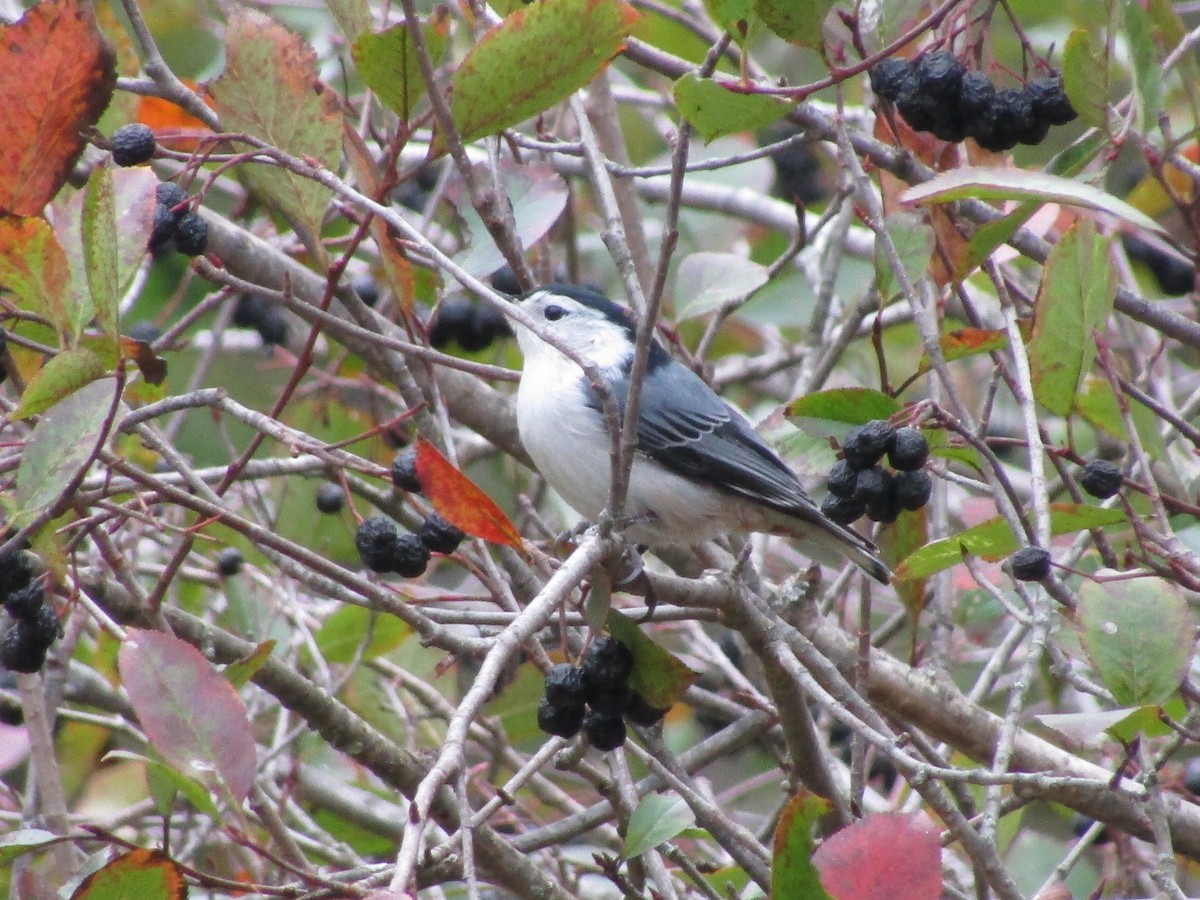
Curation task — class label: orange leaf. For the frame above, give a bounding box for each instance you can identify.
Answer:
[137,83,216,152]
[0,0,116,216]
[70,848,187,900]
[414,436,522,548]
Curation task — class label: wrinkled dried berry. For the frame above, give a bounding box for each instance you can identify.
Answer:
[1025,74,1076,126]
[149,183,189,256]
[174,213,208,257]
[217,547,244,577]
[869,57,910,102]
[583,709,626,751]
[956,70,996,131]
[826,459,858,498]
[888,427,930,471]
[588,683,633,716]
[580,637,634,703]
[356,516,400,573]
[111,123,157,166]
[894,469,933,511]
[0,550,36,598]
[418,513,465,554]
[1011,546,1051,581]
[429,296,476,349]
[538,696,585,738]
[842,420,896,469]
[624,690,669,727]
[4,580,44,621]
[390,533,431,578]
[315,482,345,514]
[974,88,1035,153]
[391,448,421,493]
[853,466,893,502]
[914,51,965,103]
[24,604,60,653]
[865,483,902,523]
[821,493,866,525]
[0,624,46,674]
[352,274,379,307]
[1079,460,1122,499]
[895,71,943,133]
[543,663,586,706]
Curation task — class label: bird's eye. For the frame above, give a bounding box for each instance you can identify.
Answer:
[544,304,566,321]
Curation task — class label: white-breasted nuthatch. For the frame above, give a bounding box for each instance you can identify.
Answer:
[512,284,890,584]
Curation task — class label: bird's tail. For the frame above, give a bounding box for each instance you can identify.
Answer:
[772,510,892,584]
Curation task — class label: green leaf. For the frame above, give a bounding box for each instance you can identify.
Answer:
[752,0,834,49]
[1075,376,1165,461]
[12,347,107,421]
[82,165,118,342]
[211,10,342,240]
[328,0,371,43]
[786,388,901,431]
[70,848,186,900]
[771,793,832,900]
[454,162,568,277]
[895,504,1128,581]
[1078,576,1194,707]
[704,0,756,44]
[13,377,115,529]
[0,829,58,866]
[312,605,409,664]
[0,215,72,340]
[674,251,770,318]
[624,793,696,858]
[875,210,934,299]
[672,74,795,143]
[353,17,449,121]
[223,639,276,689]
[442,0,639,150]
[1063,28,1108,130]
[606,609,698,709]
[902,166,1164,237]
[1126,1,1161,135]
[104,749,220,818]
[1028,219,1115,417]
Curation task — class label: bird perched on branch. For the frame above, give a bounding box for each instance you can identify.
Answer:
[511,284,890,584]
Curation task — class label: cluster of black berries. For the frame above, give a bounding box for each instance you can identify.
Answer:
[870,51,1077,152]
[354,511,464,577]
[233,294,288,347]
[537,637,668,751]
[0,552,61,675]
[822,421,932,525]
[1122,236,1194,297]
[149,182,208,258]
[428,269,517,352]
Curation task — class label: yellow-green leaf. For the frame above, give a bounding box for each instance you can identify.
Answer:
[353,16,449,121]
[672,74,795,143]
[12,347,106,421]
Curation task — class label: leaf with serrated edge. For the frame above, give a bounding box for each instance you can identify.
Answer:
[119,628,257,806]
[1028,220,1115,417]
[13,377,115,528]
[441,0,639,150]
[1063,28,1107,130]
[413,437,523,547]
[625,793,695,858]
[752,0,835,49]
[672,74,795,143]
[69,848,186,900]
[0,215,73,338]
[353,16,449,121]
[1077,575,1194,707]
[895,504,1127,581]
[772,793,833,900]
[786,388,901,428]
[901,167,1164,236]
[12,347,106,421]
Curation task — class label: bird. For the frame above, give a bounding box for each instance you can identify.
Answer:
[510,284,891,584]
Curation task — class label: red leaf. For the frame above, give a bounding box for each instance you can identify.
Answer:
[413,436,523,548]
[70,848,186,900]
[118,628,257,805]
[813,813,941,900]
[0,0,116,215]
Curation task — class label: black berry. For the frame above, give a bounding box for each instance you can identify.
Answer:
[888,427,929,471]
[543,663,586,706]
[356,516,400,573]
[111,123,157,166]
[352,274,379,307]
[429,296,476,349]
[216,548,244,577]
[174,213,208,257]
[126,321,162,344]
[1122,235,1194,295]
[587,683,633,716]
[580,637,634,705]
[149,183,188,256]
[0,624,46,674]
[895,70,943,133]
[914,51,964,103]
[390,533,431,578]
[956,70,996,132]
[233,295,288,346]
[821,493,866,525]
[315,482,345,514]
[583,709,626,751]
[537,696,585,738]
[852,465,892,502]
[391,448,421,493]
[624,689,669,727]
[841,420,896,469]
[418,513,465,554]
[1184,757,1200,795]
[0,550,36,598]
[4,580,44,621]
[865,482,902,524]
[490,265,523,296]
[1025,74,1076,126]
[974,89,1035,153]
[894,469,933,511]
[1079,460,1122,499]
[1010,546,1051,581]
[1071,813,1110,845]
[869,57,910,102]
[23,604,60,653]
[826,460,858,498]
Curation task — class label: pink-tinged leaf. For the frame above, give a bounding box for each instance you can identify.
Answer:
[0,215,72,338]
[813,813,941,900]
[118,628,257,806]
